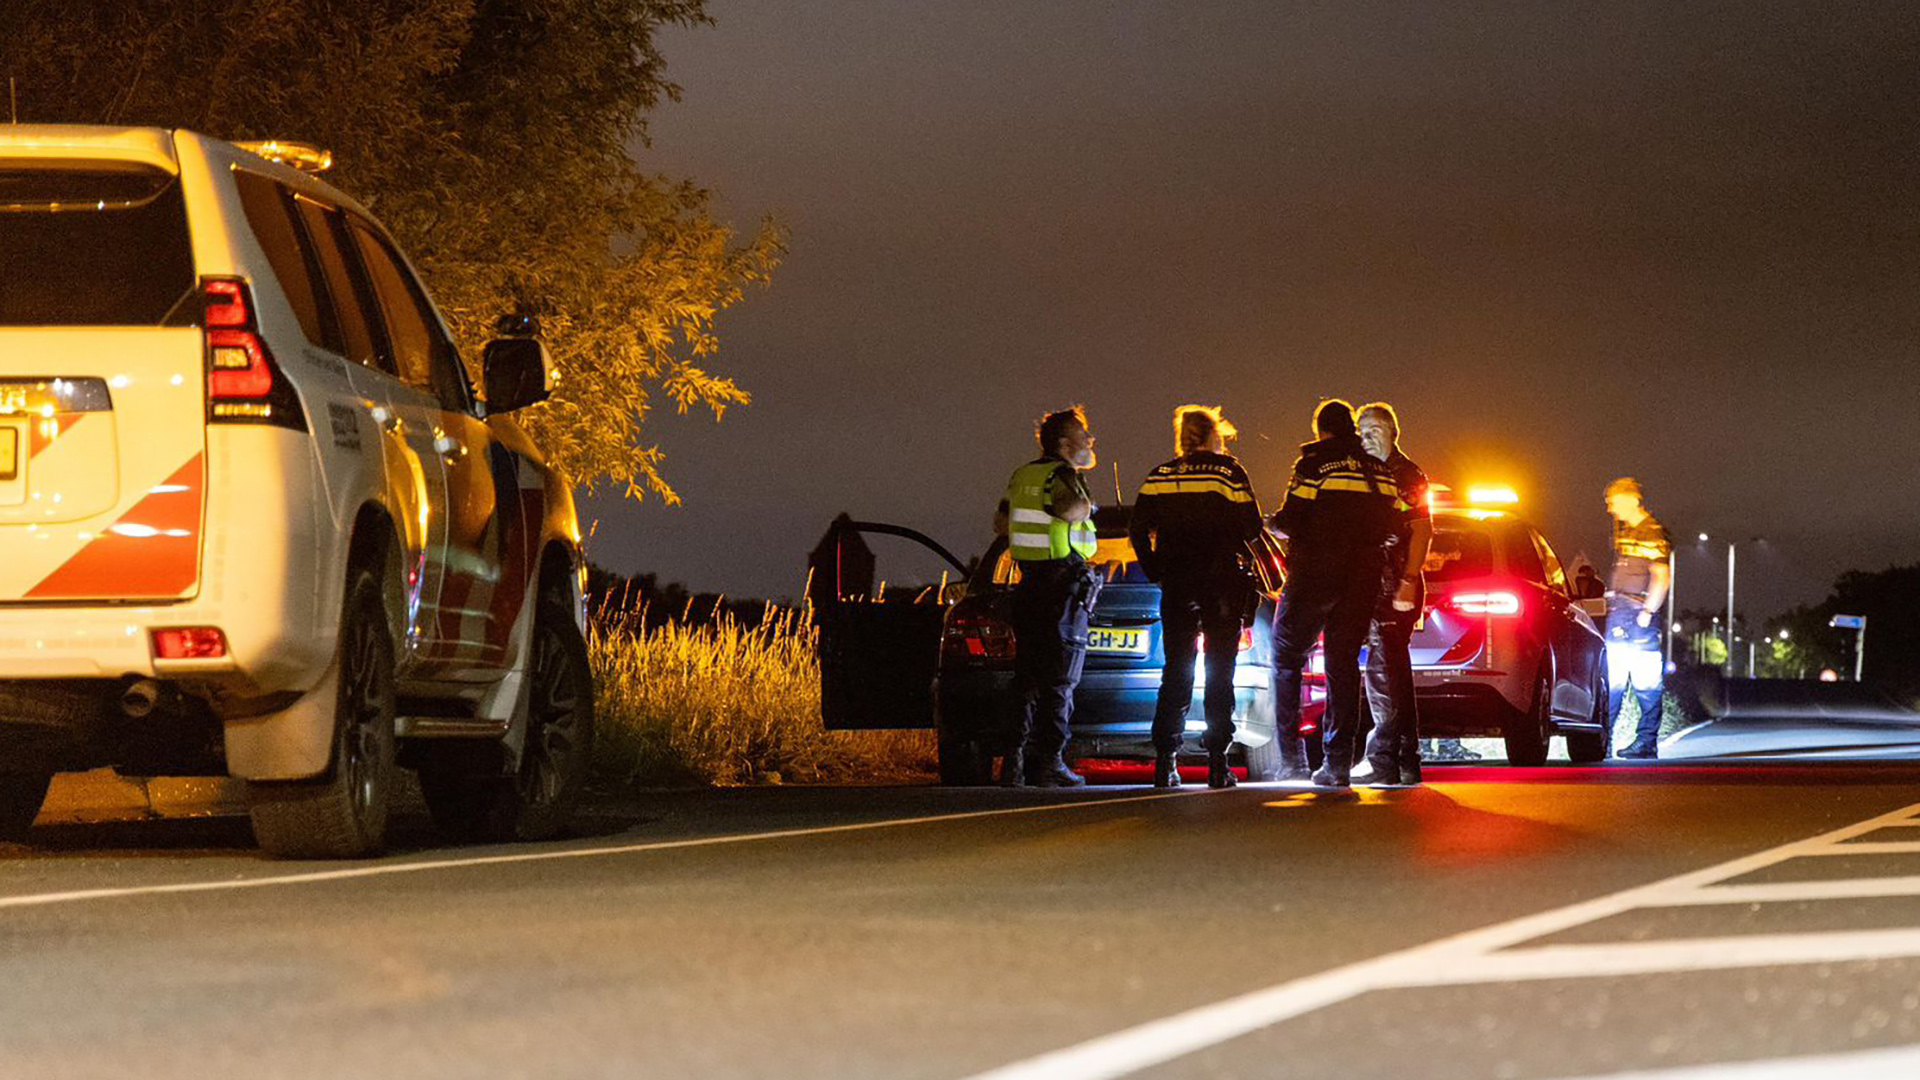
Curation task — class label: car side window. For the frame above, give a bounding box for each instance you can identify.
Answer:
[291,196,393,376]
[1506,527,1548,585]
[1531,530,1571,595]
[348,222,472,413]
[231,171,338,353]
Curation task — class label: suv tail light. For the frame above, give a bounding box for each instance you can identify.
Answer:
[1449,590,1523,616]
[943,612,1016,662]
[201,278,305,430]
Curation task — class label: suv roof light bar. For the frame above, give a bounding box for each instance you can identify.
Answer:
[234,140,334,174]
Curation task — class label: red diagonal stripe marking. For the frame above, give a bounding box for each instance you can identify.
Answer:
[26,453,203,600]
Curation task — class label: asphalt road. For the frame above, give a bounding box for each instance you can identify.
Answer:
[9,760,1920,1080]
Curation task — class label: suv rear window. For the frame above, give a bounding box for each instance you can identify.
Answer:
[0,160,195,325]
[1422,527,1496,582]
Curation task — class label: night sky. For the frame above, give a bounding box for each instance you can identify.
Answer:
[585,1,1920,621]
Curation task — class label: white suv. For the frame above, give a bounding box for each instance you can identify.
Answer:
[0,126,595,857]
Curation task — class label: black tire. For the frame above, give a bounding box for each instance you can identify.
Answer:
[1243,737,1279,782]
[1503,663,1554,767]
[936,728,990,786]
[0,772,54,843]
[248,567,397,859]
[1566,665,1610,764]
[422,602,596,843]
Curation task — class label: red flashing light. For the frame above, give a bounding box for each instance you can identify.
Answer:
[153,627,228,659]
[1450,591,1522,616]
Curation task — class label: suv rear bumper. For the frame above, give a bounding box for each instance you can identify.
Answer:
[0,428,332,698]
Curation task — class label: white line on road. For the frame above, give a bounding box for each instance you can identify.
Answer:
[1675,875,1920,905]
[962,800,1920,1080]
[0,789,1201,911]
[1551,1041,1920,1080]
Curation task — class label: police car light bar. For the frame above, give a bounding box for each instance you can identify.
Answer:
[235,140,334,173]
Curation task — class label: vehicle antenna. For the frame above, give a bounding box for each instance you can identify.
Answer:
[1112,460,1122,505]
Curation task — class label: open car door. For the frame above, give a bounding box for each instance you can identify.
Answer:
[812,519,971,730]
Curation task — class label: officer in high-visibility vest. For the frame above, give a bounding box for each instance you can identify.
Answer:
[1268,399,1405,789]
[1128,406,1264,789]
[994,406,1103,787]
[1604,477,1671,759]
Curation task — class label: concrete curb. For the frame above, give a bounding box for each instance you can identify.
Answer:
[34,769,246,826]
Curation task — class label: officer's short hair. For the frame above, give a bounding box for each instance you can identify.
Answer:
[1605,476,1643,501]
[1174,405,1235,455]
[1036,406,1087,453]
[1313,398,1356,438]
[1357,402,1400,441]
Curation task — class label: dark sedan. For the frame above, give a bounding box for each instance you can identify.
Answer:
[814,508,1284,783]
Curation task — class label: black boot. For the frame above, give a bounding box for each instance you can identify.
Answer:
[1619,738,1658,760]
[1207,751,1237,789]
[1365,756,1402,788]
[998,748,1027,787]
[1310,763,1351,790]
[1277,736,1312,782]
[1153,752,1181,789]
[1031,756,1087,788]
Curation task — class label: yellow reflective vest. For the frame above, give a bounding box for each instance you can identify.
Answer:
[1005,459,1097,562]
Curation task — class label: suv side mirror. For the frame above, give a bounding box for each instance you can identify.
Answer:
[482,337,554,413]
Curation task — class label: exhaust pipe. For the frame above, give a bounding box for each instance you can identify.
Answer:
[121,679,163,720]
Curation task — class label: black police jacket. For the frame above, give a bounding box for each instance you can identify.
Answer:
[1269,434,1405,562]
[1127,450,1264,586]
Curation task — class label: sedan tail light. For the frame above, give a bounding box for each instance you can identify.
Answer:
[1449,590,1523,616]
[1198,627,1257,653]
[943,613,1015,661]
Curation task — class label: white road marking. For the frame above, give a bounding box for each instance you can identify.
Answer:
[1676,875,1920,905]
[1805,840,1920,856]
[1552,1041,1920,1079]
[964,799,1920,1080]
[0,789,1200,910]
[1424,928,1920,985]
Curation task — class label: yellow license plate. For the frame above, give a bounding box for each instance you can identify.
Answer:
[0,426,16,481]
[1087,627,1147,656]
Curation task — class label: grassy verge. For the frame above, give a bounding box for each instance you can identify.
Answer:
[588,608,936,788]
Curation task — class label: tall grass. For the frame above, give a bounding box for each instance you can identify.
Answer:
[588,607,935,788]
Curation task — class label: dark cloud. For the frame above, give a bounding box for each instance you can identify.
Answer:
[587,0,1920,618]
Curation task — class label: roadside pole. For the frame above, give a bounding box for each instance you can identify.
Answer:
[1830,614,1868,682]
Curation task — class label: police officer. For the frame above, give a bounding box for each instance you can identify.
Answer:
[1128,406,1265,790]
[1604,477,1671,759]
[1356,402,1431,787]
[1269,399,1405,789]
[996,407,1103,787]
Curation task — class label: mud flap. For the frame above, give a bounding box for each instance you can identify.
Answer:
[222,655,341,780]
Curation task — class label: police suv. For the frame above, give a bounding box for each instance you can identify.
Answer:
[0,127,594,857]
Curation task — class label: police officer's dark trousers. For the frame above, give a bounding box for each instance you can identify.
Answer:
[1364,607,1420,774]
[1271,547,1386,779]
[1606,607,1665,748]
[1152,575,1244,757]
[1010,557,1098,764]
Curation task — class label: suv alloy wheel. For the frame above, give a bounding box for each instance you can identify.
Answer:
[1503,662,1555,767]
[248,566,398,858]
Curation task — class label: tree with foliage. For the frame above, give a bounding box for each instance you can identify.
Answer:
[3,0,783,502]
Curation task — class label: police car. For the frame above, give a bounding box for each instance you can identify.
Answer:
[813,508,1284,783]
[0,127,594,856]
[1304,488,1611,766]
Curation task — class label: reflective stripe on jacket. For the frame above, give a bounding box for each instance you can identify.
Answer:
[1005,459,1097,561]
